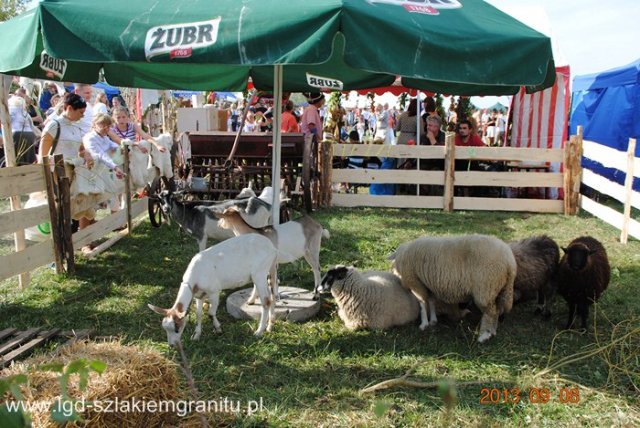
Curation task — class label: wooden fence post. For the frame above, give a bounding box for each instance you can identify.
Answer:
[620,138,636,244]
[443,133,455,212]
[564,127,583,215]
[53,154,75,274]
[1,75,30,287]
[123,146,133,232]
[42,157,64,274]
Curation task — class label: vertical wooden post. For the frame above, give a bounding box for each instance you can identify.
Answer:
[620,138,636,244]
[42,157,64,274]
[1,74,30,287]
[123,145,133,232]
[53,154,75,275]
[443,133,455,212]
[564,127,583,215]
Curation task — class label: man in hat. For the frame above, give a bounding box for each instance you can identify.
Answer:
[301,92,325,139]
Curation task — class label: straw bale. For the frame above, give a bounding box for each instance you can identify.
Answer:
[1,340,190,427]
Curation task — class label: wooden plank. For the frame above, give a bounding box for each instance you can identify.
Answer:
[621,139,636,244]
[0,241,55,282]
[0,329,61,368]
[0,328,17,341]
[582,169,640,209]
[0,328,42,356]
[581,196,640,241]
[583,140,640,176]
[83,214,147,259]
[0,205,51,237]
[0,164,46,198]
[443,134,455,212]
[72,198,147,249]
[455,171,564,188]
[331,144,564,163]
[332,168,444,185]
[332,193,444,209]
[456,146,564,162]
[332,143,445,159]
[453,197,564,213]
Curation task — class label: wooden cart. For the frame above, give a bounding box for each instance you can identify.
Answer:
[148,131,319,226]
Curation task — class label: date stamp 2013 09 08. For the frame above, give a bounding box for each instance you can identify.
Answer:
[479,387,581,405]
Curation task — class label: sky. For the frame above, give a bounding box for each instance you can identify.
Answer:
[473,0,640,108]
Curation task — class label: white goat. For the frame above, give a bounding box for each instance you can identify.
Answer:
[148,233,278,346]
[217,208,330,302]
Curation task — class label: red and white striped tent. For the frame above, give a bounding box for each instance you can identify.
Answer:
[491,1,570,199]
[510,65,570,152]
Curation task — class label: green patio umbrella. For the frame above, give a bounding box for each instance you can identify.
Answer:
[0,0,555,94]
[0,0,556,219]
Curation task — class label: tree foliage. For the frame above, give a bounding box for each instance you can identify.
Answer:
[0,0,28,22]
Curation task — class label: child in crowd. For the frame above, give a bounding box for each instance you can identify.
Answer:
[81,113,124,181]
[111,106,166,152]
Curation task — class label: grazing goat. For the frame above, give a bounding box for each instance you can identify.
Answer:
[217,208,329,301]
[148,234,277,346]
[158,191,237,250]
[390,234,516,343]
[557,236,610,329]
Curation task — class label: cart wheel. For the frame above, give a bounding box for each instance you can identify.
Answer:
[302,136,318,212]
[148,176,171,228]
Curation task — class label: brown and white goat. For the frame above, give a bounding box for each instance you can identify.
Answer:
[148,233,277,346]
[217,208,330,301]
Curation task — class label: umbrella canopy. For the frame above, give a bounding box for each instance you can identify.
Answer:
[0,0,555,95]
[487,102,508,113]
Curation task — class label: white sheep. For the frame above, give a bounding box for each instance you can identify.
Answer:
[318,265,470,330]
[318,265,419,330]
[148,233,277,346]
[390,234,516,343]
[217,208,329,302]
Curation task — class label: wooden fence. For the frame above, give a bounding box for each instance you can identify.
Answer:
[1,153,149,286]
[331,133,567,213]
[579,133,639,244]
[0,160,59,288]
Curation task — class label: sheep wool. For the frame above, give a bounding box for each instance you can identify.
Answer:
[320,266,419,330]
[557,236,610,329]
[391,234,516,343]
[509,235,560,317]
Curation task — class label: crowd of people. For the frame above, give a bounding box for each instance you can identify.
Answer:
[2,81,158,252]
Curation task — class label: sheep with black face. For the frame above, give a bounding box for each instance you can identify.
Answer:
[557,236,610,329]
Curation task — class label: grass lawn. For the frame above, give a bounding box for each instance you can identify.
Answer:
[1,207,639,426]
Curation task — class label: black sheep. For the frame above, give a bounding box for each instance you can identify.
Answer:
[509,235,560,318]
[557,236,610,329]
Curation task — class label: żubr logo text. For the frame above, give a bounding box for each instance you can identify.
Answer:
[368,0,462,15]
[306,73,344,91]
[145,17,221,60]
[40,51,67,79]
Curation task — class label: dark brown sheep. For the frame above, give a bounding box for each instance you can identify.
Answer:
[557,236,610,329]
[509,235,560,318]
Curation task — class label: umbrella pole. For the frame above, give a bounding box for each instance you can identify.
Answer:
[416,91,422,196]
[271,65,283,227]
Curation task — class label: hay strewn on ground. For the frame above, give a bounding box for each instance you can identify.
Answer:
[2,340,191,427]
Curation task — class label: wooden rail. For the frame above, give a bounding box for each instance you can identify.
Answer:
[330,136,567,213]
[579,132,639,244]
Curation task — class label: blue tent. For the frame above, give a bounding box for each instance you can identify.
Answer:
[570,59,640,190]
[93,81,121,96]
